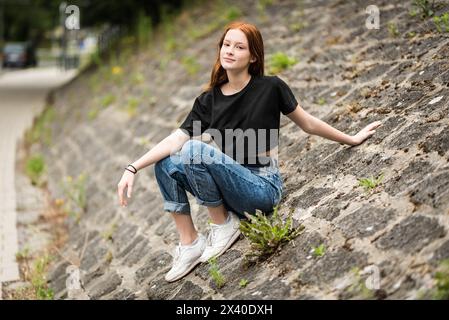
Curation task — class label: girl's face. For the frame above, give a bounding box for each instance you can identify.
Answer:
[220,29,255,72]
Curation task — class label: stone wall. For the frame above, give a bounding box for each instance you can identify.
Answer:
[40,0,449,299]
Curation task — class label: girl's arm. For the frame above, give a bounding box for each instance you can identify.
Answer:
[117,129,190,207]
[129,129,190,170]
[286,104,382,146]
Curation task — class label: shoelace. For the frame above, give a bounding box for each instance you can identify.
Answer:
[172,245,183,263]
[206,224,220,246]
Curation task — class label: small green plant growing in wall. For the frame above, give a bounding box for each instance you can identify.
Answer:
[208,257,226,289]
[358,173,384,192]
[431,259,449,299]
[387,22,399,37]
[15,246,31,262]
[433,13,449,32]
[316,97,327,106]
[25,154,46,186]
[290,22,307,32]
[412,0,436,18]
[240,206,304,259]
[225,6,242,22]
[312,244,326,257]
[136,9,153,48]
[239,278,249,288]
[344,267,375,299]
[60,173,88,222]
[267,52,298,75]
[89,92,118,120]
[121,97,140,117]
[30,254,54,300]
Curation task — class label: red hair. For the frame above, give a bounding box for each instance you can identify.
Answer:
[203,21,264,92]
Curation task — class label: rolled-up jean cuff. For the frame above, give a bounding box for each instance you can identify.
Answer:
[163,201,191,214]
[195,197,223,207]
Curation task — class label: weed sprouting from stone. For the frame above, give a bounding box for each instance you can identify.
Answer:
[208,257,226,289]
[358,173,384,192]
[240,206,304,260]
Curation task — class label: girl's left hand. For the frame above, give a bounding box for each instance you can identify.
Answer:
[350,121,382,146]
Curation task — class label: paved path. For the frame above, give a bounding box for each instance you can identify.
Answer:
[0,67,77,287]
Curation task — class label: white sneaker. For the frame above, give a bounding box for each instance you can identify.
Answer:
[165,233,206,282]
[199,211,241,263]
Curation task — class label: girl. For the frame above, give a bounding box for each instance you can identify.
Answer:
[117,21,381,282]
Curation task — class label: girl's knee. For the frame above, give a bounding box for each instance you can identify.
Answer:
[154,156,173,175]
[155,153,184,178]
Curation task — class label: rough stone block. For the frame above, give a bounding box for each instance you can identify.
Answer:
[299,248,367,284]
[376,215,445,253]
[409,172,449,209]
[337,206,395,238]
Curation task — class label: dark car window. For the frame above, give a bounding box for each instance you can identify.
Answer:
[4,44,25,54]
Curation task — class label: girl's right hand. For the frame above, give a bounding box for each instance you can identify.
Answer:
[117,170,135,207]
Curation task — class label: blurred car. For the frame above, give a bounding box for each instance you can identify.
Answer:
[2,42,37,68]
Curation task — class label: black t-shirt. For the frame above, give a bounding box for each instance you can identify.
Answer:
[179,75,298,167]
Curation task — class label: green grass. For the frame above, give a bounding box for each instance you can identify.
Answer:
[30,254,54,300]
[225,6,243,21]
[208,257,226,289]
[358,173,384,192]
[432,259,449,299]
[89,48,102,67]
[25,154,46,186]
[136,10,153,48]
[240,206,304,259]
[433,13,449,32]
[267,52,298,75]
[9,251,55,299]
[25,105,55,147]
[412,0,435,18]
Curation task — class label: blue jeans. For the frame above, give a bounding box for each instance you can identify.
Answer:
[154,140,283,219]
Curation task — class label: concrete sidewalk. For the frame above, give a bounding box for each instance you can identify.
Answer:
[0,67,77,288]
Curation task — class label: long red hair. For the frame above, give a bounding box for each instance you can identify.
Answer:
[203,21,264,92]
